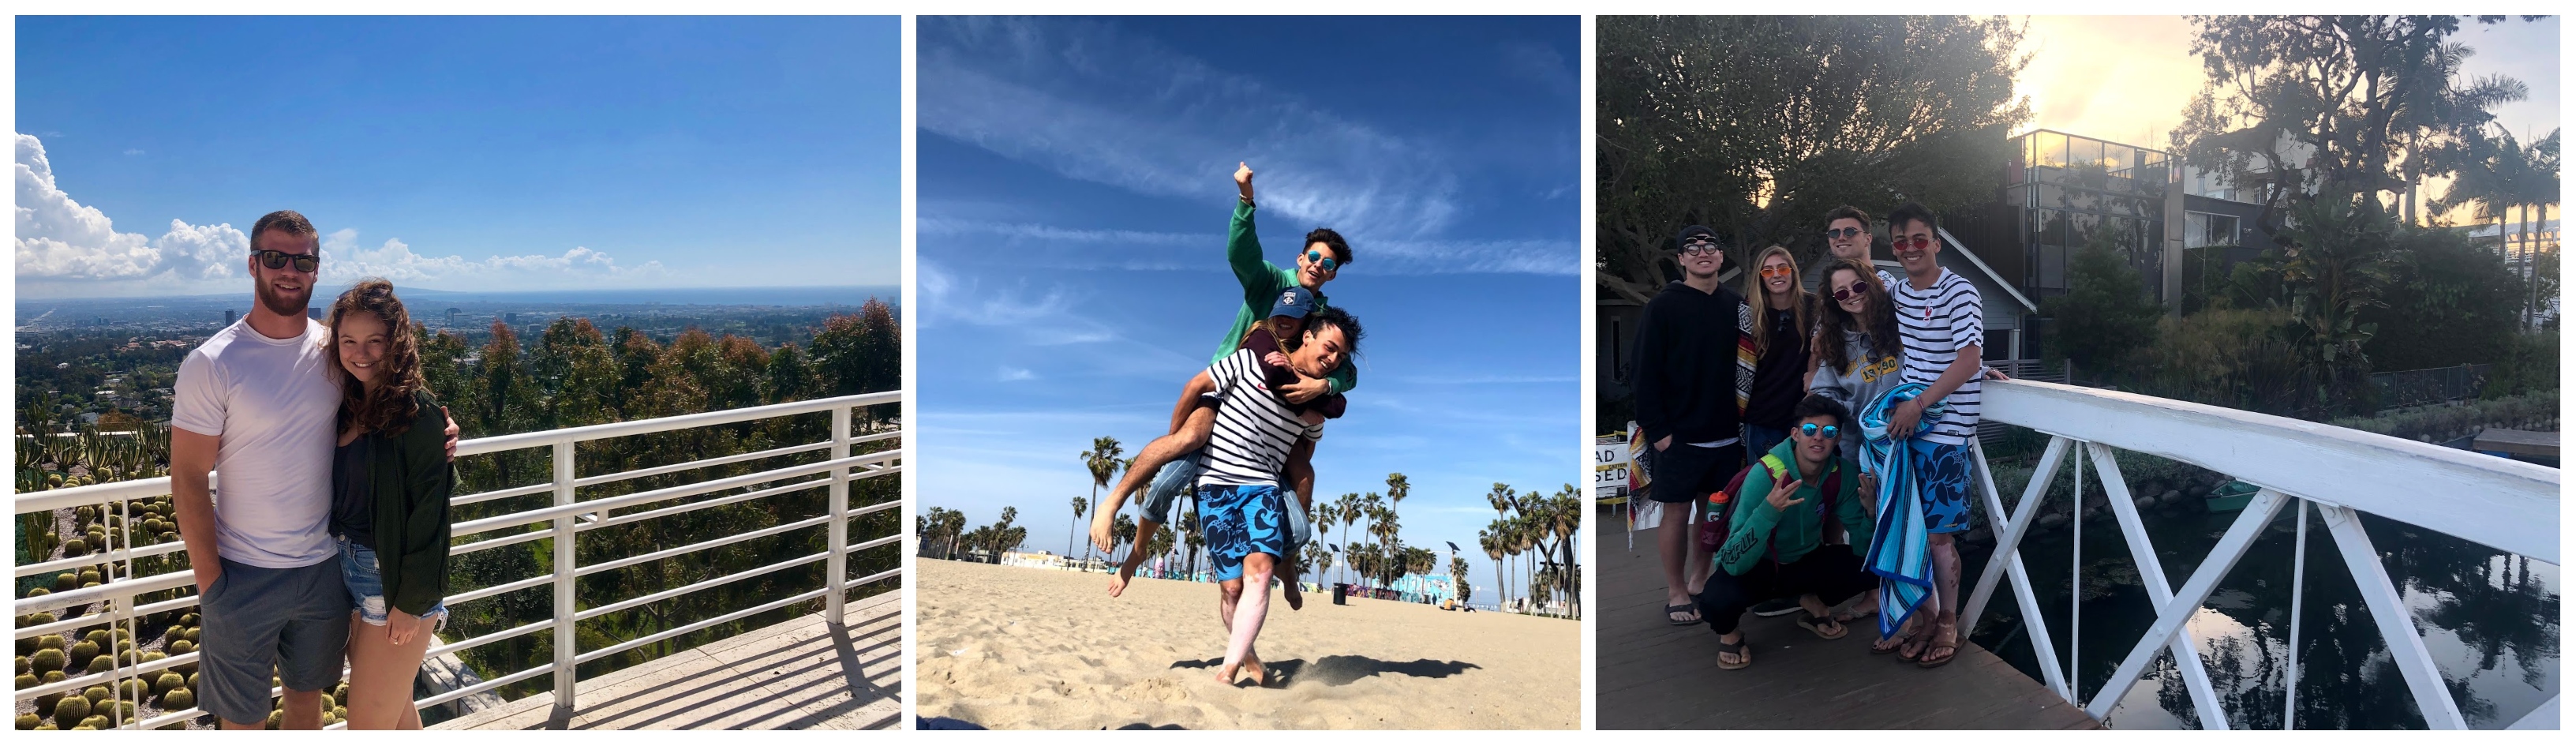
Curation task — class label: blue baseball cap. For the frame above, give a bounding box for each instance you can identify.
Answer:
[1269,286,1316,320]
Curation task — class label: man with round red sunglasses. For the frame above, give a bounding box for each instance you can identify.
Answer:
[1874,201,1983,668]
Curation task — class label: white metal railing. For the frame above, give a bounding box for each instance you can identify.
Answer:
[1960,380,2559,730]
[12,391,903,729]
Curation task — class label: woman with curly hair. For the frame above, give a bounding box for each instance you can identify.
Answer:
[320,279,454,729]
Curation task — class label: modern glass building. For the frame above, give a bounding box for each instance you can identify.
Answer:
[2000,129,2180,300]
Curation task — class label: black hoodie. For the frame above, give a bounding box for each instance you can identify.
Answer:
[1631,279,1750,446]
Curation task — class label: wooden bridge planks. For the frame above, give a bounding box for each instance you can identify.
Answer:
[1593,508,2098,730]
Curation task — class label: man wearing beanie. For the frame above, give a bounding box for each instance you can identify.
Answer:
[1629,224,1753,625]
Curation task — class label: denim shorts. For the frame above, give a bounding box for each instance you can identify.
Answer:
[1138,449,1204,525]
[339,537,448,628]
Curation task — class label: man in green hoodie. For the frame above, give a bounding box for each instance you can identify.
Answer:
[1694,394,1878,669]
[1091,162,1357,593]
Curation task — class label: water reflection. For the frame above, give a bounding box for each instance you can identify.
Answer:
[1964,508,2560,729]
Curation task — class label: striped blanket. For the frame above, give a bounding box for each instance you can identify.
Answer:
[1859,382,1947,639]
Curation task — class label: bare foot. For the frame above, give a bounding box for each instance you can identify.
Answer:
[1107,564,1134,598]
[1214,662,1241,686]
[1088,511,1120,554]
[1245,653,1269,687]
[1283,581,1303,611]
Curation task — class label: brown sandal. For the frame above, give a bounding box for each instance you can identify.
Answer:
[1796,613,1848,640]
[1917,619,1960,669]
[1871,614,1917,654]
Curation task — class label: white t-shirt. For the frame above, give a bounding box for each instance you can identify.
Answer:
[1889,268,1983,445]
[1196,348,1326,489]
[171,317,342,568]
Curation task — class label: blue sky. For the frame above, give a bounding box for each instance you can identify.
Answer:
[916,16,1580,603]
[15,16,900,298]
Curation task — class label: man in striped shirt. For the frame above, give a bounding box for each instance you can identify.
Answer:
[1197,306,1361,687]
[1880,201,1980,668]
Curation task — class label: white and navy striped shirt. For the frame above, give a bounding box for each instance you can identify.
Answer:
[1197,348,1325,488]
[1889,268,1983,444]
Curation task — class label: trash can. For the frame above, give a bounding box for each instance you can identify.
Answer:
[1331,583,1349,605]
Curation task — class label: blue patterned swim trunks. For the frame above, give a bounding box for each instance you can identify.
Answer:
[1912,440,1973,534]
[1197,483,1288,582]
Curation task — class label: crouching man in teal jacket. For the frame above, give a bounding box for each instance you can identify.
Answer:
[1695,394,1878,670]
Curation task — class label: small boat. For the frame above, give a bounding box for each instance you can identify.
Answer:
[2206,480,2260,512]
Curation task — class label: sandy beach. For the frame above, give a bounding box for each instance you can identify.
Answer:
[916,559,1580,729]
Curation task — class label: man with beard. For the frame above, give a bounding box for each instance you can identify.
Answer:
[170,211,456,729]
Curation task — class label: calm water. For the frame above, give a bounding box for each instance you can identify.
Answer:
[1962,505,2560,729]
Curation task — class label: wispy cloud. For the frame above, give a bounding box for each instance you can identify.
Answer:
[998,366,1037,382]
[919,216,1573,276]
[121,148,144,156]
[920,17,1467,244]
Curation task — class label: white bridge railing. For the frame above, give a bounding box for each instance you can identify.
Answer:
[13,391,903,729]
[1961,380,2558,730]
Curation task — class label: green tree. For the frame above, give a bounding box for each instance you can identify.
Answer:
[1449,555,1473,605]
[1065,495,1087,558]
[2041,234,2165,377]
[1596,15,2031,304]
[2360,226,2526,372]
[2174,15,2530,244]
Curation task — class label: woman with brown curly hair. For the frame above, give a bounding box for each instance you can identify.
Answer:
[321,279,454,729]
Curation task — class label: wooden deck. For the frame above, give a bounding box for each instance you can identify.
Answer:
[435,590,903,730]
[2474,428,2559,457]
[1593,507,2097,729]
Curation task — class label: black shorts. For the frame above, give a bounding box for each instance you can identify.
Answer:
[1648,441,1743,504]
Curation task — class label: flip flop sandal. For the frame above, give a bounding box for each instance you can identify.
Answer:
[1918,624,1960,669]
[1796,613,1848,640]
[1714,638,1752,670]
[1664,603,1702,626]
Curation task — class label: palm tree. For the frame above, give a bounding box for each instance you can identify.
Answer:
[1110,512,1138,564]
[2515,130,2561,327]
[1067,495,1088,559]
[1080,437,1125,560]
[1382,474,1410,570]
[1548,484,1583,617]
[1179,507,1203,579]
[1335,493,1363,587]
[1481,526,1507,611]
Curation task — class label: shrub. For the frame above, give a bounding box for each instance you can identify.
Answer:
[83,685,111,705]
[168,639,194,655]
[69,639,99,664]
[85,655,114,674]
[155,672,185,697]
[54,572,78,592]
[162,687,195,710]
[31,648,65,673]
[36,634,63,650]
[118,678,145,699]
[2042,242,2163,373]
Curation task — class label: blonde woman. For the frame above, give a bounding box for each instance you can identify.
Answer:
[1740,246,1816,459]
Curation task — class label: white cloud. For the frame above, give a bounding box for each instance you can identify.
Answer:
[998,366,1036,381]
[16,133,237,282]
[16,132,665,295]
[317,229,662,287]
[919,18,1464,242]
[122,148,144,156]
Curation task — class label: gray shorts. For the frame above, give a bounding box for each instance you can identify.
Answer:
[1138,450,1204,525]
[197,556,351,725]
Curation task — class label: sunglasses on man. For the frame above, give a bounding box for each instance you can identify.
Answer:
[1678,237,1721,256]
[253,249,320,273]
[1798,422,1840,440]
[1305,249,1339,273]
[1890,234,1935,252]
[1824,227,1867,240]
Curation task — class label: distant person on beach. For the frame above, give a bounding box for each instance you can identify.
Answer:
[170,211,456,729]
[1629,224,1751,626]
[1192,306,1360,686]
[1696,395,1877,669]
[1091,161,1351,602]
[1101,287,1336,599]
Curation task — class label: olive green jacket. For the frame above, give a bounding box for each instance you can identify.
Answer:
[362,390,454,617]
